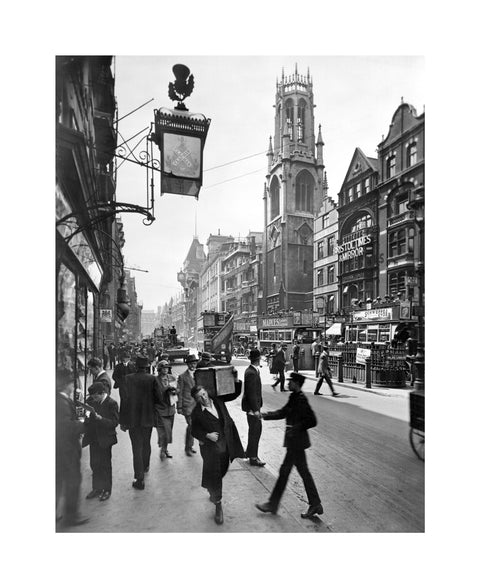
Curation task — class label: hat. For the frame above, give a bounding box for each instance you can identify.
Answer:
[157,360,170,369]
[136,356,150,368]
[88,382,106,396]
[186,354,198,363]
[249,348,261,361]
[201,352,212,360]
[287,372,305,386]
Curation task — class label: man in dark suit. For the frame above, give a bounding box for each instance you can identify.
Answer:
[271,344,287,391]
[241,348,266,467]
[82,382,119,501]
[87,357,112,396]
[256,372,323,519]
[119,356,162,489]
[177,354,198,456]
[191,374,245,525]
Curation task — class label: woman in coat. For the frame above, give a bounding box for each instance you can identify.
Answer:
[155,360,177,459]
[191,374,245,525]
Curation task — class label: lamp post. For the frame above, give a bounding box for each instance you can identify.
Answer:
[408,187,425,393]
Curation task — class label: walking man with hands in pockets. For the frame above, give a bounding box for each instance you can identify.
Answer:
[241,348,266,467]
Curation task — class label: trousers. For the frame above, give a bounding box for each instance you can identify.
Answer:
[184,414,194,451]
[273,369,285,390]
[314,372,335,393]
[89,441,113,492]
[128,426,152,481]
[269,447,320,509]
[245,413,262,458]
[199,443,230,503]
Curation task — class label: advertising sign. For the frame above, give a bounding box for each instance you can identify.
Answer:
[352,307,393,322]
[356,347,371,365]
[100,309,112,323]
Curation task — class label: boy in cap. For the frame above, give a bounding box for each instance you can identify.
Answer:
[82,382,119,501]
[255,372,323,519]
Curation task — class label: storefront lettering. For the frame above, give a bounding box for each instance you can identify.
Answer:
[334,234,372,262]
[352,307,393,321]
[260,317,290,328]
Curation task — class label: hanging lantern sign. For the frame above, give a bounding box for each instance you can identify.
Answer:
[151,64,211,199]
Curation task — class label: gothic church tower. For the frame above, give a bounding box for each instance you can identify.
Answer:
[262,65,326,313]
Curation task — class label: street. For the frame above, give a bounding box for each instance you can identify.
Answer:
[62,358,424,533]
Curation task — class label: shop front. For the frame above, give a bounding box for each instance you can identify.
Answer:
[56,186,104,412]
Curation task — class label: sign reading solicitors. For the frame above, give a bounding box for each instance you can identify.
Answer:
[334,233,372,262]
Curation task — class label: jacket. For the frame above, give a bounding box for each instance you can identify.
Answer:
[191,381,245,462]
[241,364,262,413]
[177,368,196,416]
[112,362,135,397]
[272,349,286,372]
[94,371,112,396]
[154,373,177,420]
[263,390,317,450]
[119,371,162,428]
[82,395,119,449]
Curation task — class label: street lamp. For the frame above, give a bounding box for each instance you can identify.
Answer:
[407,187,425,393]
[150,64,211,199]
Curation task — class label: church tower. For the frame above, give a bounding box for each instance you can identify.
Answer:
[262,65,326,313]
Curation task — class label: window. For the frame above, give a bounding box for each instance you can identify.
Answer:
[273,262,276,277]
[407,143,417,167]
[349,213,373,232]
[386,155,396,179]
[286,99,294,140]
[317,240,324,260]
[388,229,407,257]
[322,214,330,229]
[316,296,325,312]
[396,195,409,215]
[347,188,353,203]
[270,176,280,220]
[295,170,314,213]
[389,271,406,297]
[317,269,324,286]
[364,177,370,192]
[326,295,335,314]
[327,265,335,284]
[327,236,335,256]
[355,183,361,199]
[297,100,306,142]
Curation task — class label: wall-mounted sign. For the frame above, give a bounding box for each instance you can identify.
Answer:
[356,347,371,365]
[259,317,291,328]
[100,309,112,323]
[334,234,372,262]
[400,302,411,319]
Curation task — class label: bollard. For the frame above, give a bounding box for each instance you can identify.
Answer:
[338,354,344,383]
[365,357,372,389]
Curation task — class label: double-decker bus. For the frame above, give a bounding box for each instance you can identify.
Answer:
[197,311,233,364]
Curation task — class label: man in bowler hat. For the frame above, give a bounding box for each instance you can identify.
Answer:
[241,348,266,467]
[255,372,323,519]
[119,355,162,489]
[176,354,198,456]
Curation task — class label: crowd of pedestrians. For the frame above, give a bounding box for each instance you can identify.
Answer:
[55,340,326,530]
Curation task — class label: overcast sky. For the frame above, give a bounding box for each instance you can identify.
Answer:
[114,55,425,311]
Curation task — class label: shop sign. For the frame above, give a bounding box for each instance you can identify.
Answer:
[100,309,112,323]
[334,233,372,262]
[353,307,393,322]
[356,347,371,365]
[249,325,257,333]
[399,302,411,319]
[259,317,291,328]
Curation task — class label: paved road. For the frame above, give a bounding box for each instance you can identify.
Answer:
[229,359,425,532]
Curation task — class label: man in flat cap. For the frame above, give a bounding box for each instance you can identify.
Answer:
[196,352,212,368]
[255,372,323,519]
[177,354,198,456]
[119,355,162,490]
[241,348,266,467]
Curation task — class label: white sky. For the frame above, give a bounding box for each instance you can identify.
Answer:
[115,55,425,310]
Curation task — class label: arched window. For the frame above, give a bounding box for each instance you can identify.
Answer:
[348,213,373,233]
[295,170,314,213]
[285,99,294,140]
[297,99,306,142]
[270,176,280,220]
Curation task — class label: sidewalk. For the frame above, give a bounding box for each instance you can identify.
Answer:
[58,370,331,533]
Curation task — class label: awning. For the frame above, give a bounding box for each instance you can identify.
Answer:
[325,323,343,336]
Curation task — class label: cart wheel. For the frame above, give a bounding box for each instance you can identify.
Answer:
[409,427,425,461]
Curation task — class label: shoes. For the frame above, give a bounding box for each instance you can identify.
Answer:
[86,489,102,500]
[271,385,277,391]
[99,490,111,501]
[132,479,145,490]
[214,502,224,525]
[255,502,277,514]
[165,450,173,458]
[63,515,89,527]
[301,503,324,518]
[332,392,340,397]
[313,392,322,395]
[249,457,266,467]
[190,448,196,453]
[280,389,287,392]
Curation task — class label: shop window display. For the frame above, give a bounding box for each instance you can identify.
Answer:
[57,264,76,376]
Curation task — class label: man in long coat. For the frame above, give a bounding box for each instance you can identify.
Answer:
[191,374,245,525]
[256,372,323,519]
[271,344,287,391]
[176,354,198,456]
[119,356,162,489]
[241,348,266,467]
